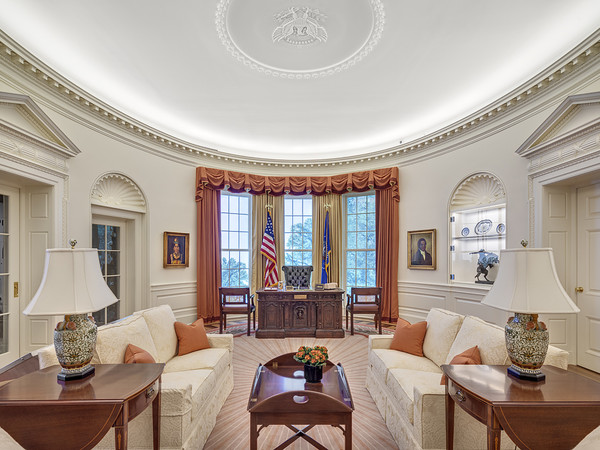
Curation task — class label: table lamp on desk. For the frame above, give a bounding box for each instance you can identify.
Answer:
[23,240,118,382]
[481,242,579,382]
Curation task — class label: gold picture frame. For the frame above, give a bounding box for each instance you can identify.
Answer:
[163,232,190,268]
[408,229,436,270]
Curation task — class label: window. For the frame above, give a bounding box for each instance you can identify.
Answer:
[284,196,312,266]
[92,224,121,326]
[221,192,250,287]
[345,193,376,289]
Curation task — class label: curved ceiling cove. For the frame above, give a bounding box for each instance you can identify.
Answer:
[217,0,384,77]
[0,1,599,163]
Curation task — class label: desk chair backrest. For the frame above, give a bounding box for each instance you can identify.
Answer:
[282,265,313,288]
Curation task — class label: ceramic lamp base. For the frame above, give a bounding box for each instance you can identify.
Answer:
[54,313,98,382]
[505,313,549,383]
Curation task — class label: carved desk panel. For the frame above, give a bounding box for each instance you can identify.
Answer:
[255,289,345,338]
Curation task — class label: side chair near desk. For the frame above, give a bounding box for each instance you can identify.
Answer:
[346,286,382,335]
[219,287,256,335]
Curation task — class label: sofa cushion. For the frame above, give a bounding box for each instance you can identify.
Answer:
[124,344,156,364]
[390,320,427,356]
[160,369,215,416]
[94,314,159,364]
[164,348,230,374]
[445,315,509,365]
[135,304,178,363]
[370,348,441,381]
[440,345,481,384]
[387,368,445,425]
[423,308,464,367]
[175,319,210,356]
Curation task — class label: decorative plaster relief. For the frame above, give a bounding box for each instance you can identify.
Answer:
[90,173,146,213]
[450,173,506,210]
[216,0,384,78]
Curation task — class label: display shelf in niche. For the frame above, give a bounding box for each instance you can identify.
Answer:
[449,173,506,285]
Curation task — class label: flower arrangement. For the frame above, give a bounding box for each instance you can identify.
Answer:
[293,345,329,367]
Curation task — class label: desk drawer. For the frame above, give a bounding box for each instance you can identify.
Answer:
[448,381,488,423]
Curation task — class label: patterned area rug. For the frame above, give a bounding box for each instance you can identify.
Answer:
[205,317,395,337]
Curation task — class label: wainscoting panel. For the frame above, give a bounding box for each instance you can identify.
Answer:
[150,282,197,324]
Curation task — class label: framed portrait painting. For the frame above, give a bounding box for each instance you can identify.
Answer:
[408,229,436,270]
[163,232,189,268]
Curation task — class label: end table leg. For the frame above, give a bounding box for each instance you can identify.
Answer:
[345,415,352,450]
[153,378,161,450]
[445,385,454,450]
[250,413,258,450]
[114,402,129,450]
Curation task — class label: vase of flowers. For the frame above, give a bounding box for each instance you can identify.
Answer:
[293,345,328,383]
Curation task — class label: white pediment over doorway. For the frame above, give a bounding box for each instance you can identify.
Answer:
[516,92,600,174]
[0,92,80,158]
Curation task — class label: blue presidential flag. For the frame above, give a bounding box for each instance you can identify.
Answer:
[321,210,331,283]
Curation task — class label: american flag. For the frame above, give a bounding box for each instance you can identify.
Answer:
[260,210,279,287]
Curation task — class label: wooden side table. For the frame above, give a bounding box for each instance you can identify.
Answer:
[442,364,600,450]
[0,363,164,450]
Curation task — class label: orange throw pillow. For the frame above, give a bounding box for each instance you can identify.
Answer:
[440,345,481,384]
[389,319,427,356]
[174,318,210,356]
[124,344,156,364]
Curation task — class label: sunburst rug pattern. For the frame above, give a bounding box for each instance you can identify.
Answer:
[203,333,398,449]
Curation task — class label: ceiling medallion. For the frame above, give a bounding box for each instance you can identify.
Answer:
[216,0,385,78]
[272,7,328,45]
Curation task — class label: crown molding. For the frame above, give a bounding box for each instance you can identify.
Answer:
[0,29,598,171]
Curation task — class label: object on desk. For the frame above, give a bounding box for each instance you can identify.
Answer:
[315,284,324,290]
[481,245,580,381]
[277,280,285,290]
[285,285,295,291]
[22,241,118,382]
[323,282,338,289]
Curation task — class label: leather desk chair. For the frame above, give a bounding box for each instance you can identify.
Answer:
[219,287,255,336]
[281,265,313,289]
[346,286,382,335]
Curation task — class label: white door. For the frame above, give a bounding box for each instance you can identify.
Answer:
[92,219,127,326]
[577,182,600,372]
[0,186,20,367]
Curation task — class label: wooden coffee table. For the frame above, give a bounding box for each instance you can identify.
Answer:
[247,353,354,449]
[0,363,164,450]
[443,364,600,450]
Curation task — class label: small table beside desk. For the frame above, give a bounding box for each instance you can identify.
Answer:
[442,364,600,450]
[255,288,345,338]
[0,363,164,450]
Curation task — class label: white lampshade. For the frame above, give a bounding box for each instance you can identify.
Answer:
[23,248,118,316]
[481,248,580,314]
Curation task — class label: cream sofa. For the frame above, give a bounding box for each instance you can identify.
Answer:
[36,304,233,450]
[365,308,569,450]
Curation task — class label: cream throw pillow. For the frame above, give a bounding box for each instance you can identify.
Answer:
[445,315,509,365]
[94,314,159,364]
[136,304,178,363]
[422,308,464,367]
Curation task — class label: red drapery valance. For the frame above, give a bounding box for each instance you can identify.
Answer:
[195,167,399,201]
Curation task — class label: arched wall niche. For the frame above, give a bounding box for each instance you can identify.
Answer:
[90,172,147,213]
[448,172,507,284]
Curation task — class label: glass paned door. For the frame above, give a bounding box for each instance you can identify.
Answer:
[92,223,122,326]
[0,188,20,367]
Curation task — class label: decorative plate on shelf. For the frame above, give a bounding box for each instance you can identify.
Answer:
[496,223,505,234]
[461,227,470,237]
[474,219,493,235]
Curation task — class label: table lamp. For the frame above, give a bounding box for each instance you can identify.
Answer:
[481,242,579,381]
[23,241,118,382]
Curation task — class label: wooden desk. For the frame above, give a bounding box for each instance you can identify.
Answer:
[442,364,600,450]
[255,288,345,338]
[0,363,164,450]
[248,353,353,449]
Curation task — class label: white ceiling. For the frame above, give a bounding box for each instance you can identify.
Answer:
[1,0,599,161]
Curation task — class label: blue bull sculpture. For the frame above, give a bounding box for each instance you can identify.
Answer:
[470,249,499,282]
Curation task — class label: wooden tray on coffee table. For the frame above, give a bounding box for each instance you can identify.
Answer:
[247,353,354,450]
